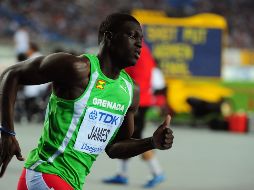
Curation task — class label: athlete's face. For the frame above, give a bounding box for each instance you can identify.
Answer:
[109,21,143,68]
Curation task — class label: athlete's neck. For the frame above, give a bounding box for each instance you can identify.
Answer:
[97,53,122,80]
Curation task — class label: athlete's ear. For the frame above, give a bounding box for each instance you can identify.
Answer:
[104,31,113,41]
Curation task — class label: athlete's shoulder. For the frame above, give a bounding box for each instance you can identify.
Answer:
[47,52,77,61]
[43,52,90,79]
[41,52,81,69]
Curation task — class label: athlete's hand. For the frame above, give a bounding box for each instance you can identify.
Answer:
[152,115,174,150]
[0,134,24,177]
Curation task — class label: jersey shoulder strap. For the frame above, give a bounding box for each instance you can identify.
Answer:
[82,53,99,74]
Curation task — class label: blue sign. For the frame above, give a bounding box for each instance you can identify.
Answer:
[143,25,222,77]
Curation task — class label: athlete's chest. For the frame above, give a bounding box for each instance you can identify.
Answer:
[73,77,132,155]
[87,77,131,113]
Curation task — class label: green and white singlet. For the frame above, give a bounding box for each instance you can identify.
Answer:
[24,54,134,190]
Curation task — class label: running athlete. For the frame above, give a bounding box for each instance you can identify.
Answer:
[0,13,174,190]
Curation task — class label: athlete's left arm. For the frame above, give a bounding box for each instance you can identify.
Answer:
[105,84,174,159]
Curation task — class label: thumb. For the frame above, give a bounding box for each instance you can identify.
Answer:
[161,115,171,129]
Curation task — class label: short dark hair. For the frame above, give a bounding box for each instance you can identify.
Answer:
[98,13,140,44]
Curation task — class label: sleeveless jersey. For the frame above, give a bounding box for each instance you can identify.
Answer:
[24,54,134,190]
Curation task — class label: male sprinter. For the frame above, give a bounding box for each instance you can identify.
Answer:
[0,13,174,190]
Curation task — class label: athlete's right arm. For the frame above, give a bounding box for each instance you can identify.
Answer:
[0,52,88,177]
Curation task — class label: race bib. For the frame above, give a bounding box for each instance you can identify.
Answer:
[74,107,124,155]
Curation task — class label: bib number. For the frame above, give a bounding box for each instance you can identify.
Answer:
[74,107,123,155]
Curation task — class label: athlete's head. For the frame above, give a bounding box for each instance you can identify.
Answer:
[98,13,143,68]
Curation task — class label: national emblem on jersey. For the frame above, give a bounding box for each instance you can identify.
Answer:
[96,80,106,89]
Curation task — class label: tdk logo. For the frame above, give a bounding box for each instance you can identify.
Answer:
[89,110,119,125]
[89,110,98,120]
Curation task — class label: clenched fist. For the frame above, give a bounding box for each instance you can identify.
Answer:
[152,115,174,150]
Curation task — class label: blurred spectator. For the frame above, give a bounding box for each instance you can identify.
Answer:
[13,25,29,61]
[26,42,41,58]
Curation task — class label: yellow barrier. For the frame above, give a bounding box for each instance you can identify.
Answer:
[167,79,233,113]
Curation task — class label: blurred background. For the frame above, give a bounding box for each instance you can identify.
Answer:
[1,0,254,132]
[0,0,254,190]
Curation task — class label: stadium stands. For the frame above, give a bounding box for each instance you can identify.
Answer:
[0,0,254,48]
